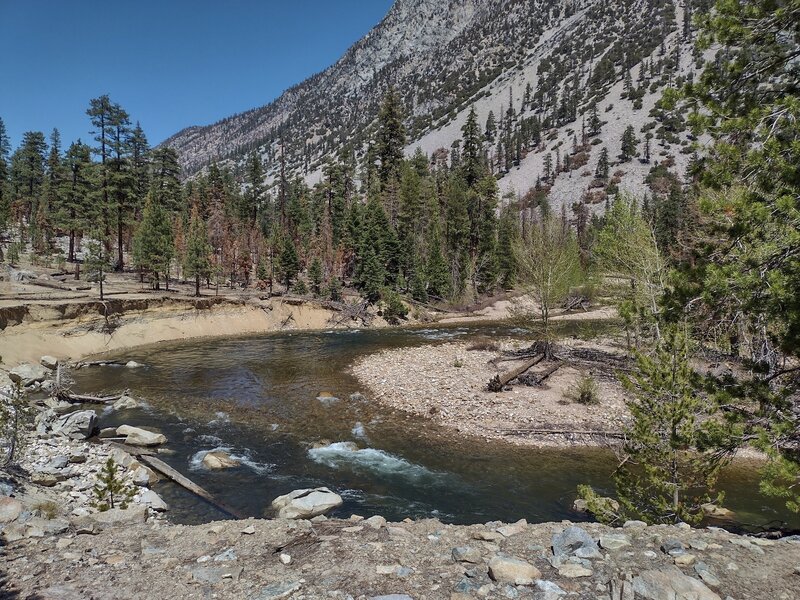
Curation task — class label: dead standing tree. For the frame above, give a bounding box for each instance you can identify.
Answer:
[488,215,583,392]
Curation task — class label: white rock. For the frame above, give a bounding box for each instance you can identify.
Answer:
[40,356,59,370]
[112,395,141,411]
[10,363,49,386]
[117,425,166,446]
[138,489,168,511]
[271,487,343,519]
[202,451,240,469]
[488,555,541,585]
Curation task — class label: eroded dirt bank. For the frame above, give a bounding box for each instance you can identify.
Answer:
[0,295,383,368]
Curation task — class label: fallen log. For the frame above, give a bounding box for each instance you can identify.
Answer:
[57,391,123,404]
[487,355,544,392]
[81,360,128,367]
[130,449,246,519]
[518,362,563,387]
[497,427,624,439]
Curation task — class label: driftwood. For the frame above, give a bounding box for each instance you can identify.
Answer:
[108,443,246,519]
[81,360,128,367]
[57,391,123,404]
[488,355,544,392]
[497,427,624,439]
[563,295,590,311]
[330,300,372,326]
[518,362,563,387]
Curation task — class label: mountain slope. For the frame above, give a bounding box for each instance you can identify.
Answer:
[165,0,705,213]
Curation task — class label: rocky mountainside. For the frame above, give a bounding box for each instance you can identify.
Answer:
[165,0,707,212]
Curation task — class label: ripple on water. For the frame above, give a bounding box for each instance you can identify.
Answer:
[308,442,449,485]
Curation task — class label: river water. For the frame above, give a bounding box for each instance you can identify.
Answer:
[70,322,799,531]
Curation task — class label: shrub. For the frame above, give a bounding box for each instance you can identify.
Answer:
[381,289,408,322]
[566,371,600,405]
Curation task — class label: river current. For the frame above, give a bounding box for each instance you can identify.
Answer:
[71,322,799,531]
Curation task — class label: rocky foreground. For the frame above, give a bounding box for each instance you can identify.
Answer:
[3,507,800,600]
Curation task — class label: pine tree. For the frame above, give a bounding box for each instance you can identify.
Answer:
[87,95,116,259]
[308,256,323,296]
[10,131,47,238]
[133,195,174,289]
[376,88,406,187]
[130,122,150,217]
[59,141,93,262]
[184,205,212,296]
[588,102,602,136]
[0,117,10,237]
[106,101,134,270]
[92,457,135,511]
[497,204,519,289]
[461,106,484,186]
[595,147,610,179]
[583,329,737,525]
[485,111,497,144]
[620,125,638,161]
[244,151,264,226]
[426,216,451,300]
[84,234,111,300]
[149,147,182,214]
[359,244,384,302]
[277,235,300,289]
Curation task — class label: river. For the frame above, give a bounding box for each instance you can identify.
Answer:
[70,321,799,531]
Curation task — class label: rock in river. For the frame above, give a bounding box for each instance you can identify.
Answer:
[116,425,167,447]
[202,451,241,470]
[271,487,343,519]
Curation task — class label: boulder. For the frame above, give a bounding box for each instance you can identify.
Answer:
[365,515,386,529]
[112,395,141,411]
[131,466,157,487]
[552,526,602,559]
[632,568,721,600]
[125,361,144,368]
[497,518,527,537]
[271,487,343,519]
[51,410,97,440]
[138,489,168,511]
[40,355,59,370]
[557,563,593,578]
[701,503,734,519]
[73,504,148,530]
[488,555,541,585]
[9,363,49,386]
[202,451,241,469]
[0,496,23,523]
[452,546,482,563]
[599,533,631,551]
[116,425,166,446]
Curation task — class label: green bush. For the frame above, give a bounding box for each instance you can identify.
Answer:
[566,371,600,405]
[381,289,408,322]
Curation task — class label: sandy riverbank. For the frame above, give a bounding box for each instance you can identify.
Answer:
[351,338,632,449]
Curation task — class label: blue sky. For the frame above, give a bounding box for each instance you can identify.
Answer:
[0,0,394,149]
